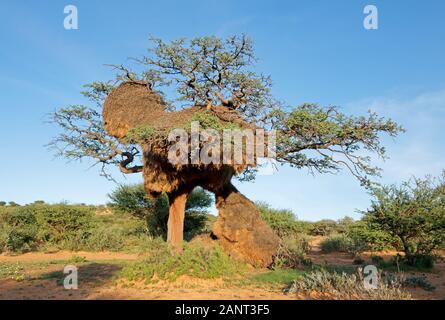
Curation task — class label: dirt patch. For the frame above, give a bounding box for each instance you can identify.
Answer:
[1,248,444,300]
[0,251,139,263]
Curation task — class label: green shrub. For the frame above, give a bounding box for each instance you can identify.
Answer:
[286,268,411,300]
[335,216,355,234]
[347,220,397,252]
[310,219,338,236]
[0,204,94,253]
[119,243,246,282]
[257,202,312,268]
[320,234,366,256]
[84,217,152,252]
[33,204,94,245]
[362,175,445,266]
[1,208,39,252]
[252,269,305,285]
[257,202,303,238]
[108,184,212,239]
[378,254,435,272]
[403,275,435,291]
[272,235,311,269]
[371,255,384,264]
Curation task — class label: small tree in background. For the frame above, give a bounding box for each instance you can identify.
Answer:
[362,174,445,266]
[108,184,213,239]
[8,201,20,207]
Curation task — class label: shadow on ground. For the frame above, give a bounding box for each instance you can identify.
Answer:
[0,263,122,300]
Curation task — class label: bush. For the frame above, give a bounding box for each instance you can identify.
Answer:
[371,255,384,265]
[0,204,94,253]
[1,207,39,252]
[119,243,246,282]
[310,220,338,236]
[272,235,311,269]
[347,220,397,252]
[33,204,94,245]
[378,254,435,272]
[286,268,411,300]
[84,216,151,252]
[108,184,212,239]
[320,234,366,256]
[257,202,305,238]
[403,275,435,291]
[335,216,355,234]
[257,202,312,268]
[362,175,445,266]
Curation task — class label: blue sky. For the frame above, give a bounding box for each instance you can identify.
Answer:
[0,0,444,221]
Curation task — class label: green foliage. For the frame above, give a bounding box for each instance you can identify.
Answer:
[108,184,212,240]
[347,220,397,252]
[320,234,352,253]
[119,243,246,282]
[310,219,338,236]
[142,35,274,119]
[320,234,367,256]
[83,214,160,253]
[362,175,445,265]
[257,202,311,268]
[257,202,306,238]
[273,235,312,269]
[371,255,384,265]
[377,254,435,272]
[0,201,6,206]
[251,269,305,286]
[0,202,162,253]
[0,207,39,252]
[8,201,20,207]
[0,204,94,253]
[108,184,152,219]
[272,103,403,185]
[185,110,240,131]
[50,35,401,183]
[0,262,27,281]
[34,204,94,244]
[403,275,435,291]
[125,126,157,144]
[335,216,355,234]
[287,268,411,300]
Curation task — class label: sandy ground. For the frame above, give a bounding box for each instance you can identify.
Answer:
[0,251,139,263]
[1,241,444,300]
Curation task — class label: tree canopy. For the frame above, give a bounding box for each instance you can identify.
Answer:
[49,35,403,184]
[361,174,445,264]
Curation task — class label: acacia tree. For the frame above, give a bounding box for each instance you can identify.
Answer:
[362,175,445,266]
[49,35,403,250]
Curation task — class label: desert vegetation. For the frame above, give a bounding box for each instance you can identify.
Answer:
[0,33,442,301]
[1,172,444,300]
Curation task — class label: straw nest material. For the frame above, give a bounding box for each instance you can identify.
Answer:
[103,81,262,196]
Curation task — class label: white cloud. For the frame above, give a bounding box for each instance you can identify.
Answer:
[346,88,445,182]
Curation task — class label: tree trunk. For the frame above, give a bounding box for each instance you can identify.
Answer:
[167,190,189,252]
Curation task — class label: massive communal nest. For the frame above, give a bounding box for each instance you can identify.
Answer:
[103,81,263,196]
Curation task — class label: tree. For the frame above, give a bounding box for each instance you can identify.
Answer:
[0,201,6,207]
[108,184,212,239]
[49,35,403,256]
[362,174,445,265]
[8,201,20,207]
